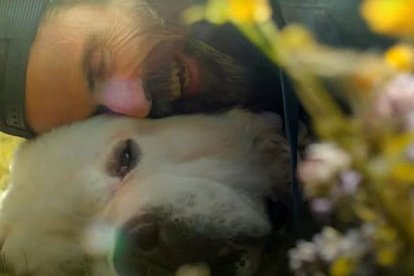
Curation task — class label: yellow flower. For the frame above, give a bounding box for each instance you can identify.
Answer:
[330,257,354,276]
[390,162,414,183]
[184,0,272,25]
[0,133,23,190]
[361,0,414,37]
[382,133,414,157]
[350,70,379,91]
[380,133,414,182]
[228,0,271,23]
[385,44,414,72]
[277,24,317,51]
[377,248,397,266]
[374,225,399,266]
[355,205,379,222]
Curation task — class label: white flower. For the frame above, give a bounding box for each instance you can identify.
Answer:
[373,74,414,129]
[314,227,342,262]
[288,241,318,270]
[339,170,361,195]
[299,143,352,185]
[288,225,374,275]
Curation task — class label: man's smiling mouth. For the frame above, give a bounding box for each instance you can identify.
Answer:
[170,57,190,99]
[168,52,202,100]
[143,38,250,118]
[174,52,201,98]
[141,40,202,103]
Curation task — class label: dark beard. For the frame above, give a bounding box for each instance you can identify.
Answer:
[143,40,253,118]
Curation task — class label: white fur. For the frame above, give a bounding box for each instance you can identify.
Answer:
[0,109,290,275]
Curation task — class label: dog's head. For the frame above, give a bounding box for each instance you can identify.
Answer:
[0,110,290,275]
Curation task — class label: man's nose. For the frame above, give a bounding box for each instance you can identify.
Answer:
[98,78,152,118]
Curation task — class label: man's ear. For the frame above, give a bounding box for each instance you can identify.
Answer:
[146,0,193,26]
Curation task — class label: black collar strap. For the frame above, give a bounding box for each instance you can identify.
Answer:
[0,0,50,138]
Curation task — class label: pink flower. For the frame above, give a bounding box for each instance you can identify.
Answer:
[298,143,351,186]
[373,74,414,130]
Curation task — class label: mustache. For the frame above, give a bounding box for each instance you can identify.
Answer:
[144,40,252,118]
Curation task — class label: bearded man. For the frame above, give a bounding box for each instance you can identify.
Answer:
[0,0,391,138]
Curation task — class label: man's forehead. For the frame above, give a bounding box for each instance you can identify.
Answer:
[45,0,158,22]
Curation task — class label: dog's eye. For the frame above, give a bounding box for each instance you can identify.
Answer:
[109,139,140,179]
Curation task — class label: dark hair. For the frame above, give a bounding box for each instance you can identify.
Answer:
[0,0,50,138]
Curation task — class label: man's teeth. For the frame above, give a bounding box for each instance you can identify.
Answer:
[171,59,190,98]
[171,62,181,98]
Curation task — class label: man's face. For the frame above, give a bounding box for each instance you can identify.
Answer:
[26,0,249,134]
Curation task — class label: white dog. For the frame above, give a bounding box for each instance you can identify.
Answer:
[0,109,290,276]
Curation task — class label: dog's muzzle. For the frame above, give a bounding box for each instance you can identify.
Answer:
[112,212,269,275]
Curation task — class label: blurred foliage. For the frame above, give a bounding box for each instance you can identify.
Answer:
[188,0,414,275]
[0,133,23,191]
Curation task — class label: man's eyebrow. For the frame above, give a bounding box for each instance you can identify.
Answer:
[82,36,97,92]
[82,35,113,93]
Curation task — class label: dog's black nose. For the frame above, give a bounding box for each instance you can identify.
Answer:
[113,214,223,274]
[113,214,268,275]
[122,216,160,251]
[113,215,175,275]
